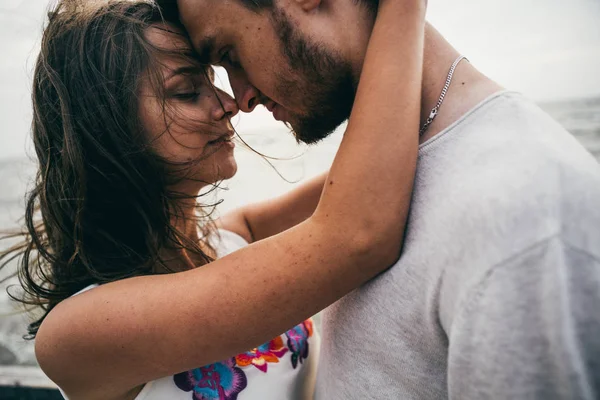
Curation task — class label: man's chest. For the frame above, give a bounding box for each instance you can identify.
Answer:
[316,259,450,399]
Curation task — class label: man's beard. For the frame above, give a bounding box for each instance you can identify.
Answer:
[270,9,357,144]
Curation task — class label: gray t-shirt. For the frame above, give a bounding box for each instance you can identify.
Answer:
[315,91,600,399]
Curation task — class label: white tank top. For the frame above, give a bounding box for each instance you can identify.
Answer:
[59,229,319,400]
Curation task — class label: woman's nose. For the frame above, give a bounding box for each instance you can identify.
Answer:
[212,89,239,121]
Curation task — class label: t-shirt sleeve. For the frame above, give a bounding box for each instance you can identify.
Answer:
[447,235,600,400]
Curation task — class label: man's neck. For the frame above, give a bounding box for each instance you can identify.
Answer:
[418,24,504,143]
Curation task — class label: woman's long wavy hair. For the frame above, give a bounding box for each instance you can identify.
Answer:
[0,0,223,338]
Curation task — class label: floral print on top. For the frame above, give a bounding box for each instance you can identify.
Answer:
[60,231,318,400]
[235,336,288,372]
[173,358,247,400]
[286,319,314,369]
[174,318,314,400]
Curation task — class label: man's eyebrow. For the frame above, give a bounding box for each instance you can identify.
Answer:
[196,36,217,64]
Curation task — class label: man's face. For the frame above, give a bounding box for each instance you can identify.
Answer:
[178,0,357,144]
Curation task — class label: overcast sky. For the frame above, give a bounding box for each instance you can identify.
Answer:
[1,0,599,160]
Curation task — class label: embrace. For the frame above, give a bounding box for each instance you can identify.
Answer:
[1,0,599,399]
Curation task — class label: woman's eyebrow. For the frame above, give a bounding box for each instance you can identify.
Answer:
[165,66,204,82]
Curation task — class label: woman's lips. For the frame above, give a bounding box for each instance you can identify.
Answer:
[207,131,235,146]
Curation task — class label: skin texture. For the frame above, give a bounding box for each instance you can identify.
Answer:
[177,0,372,143]
[177,0,504,144]
[34,1,426,399]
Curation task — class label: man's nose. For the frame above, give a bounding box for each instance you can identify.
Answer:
[229,71,260,113]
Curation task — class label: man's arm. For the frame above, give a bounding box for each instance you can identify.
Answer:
[447,235,600,399]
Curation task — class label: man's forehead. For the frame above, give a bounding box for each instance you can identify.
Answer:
[178,0,224,43]
[178,0,221,31]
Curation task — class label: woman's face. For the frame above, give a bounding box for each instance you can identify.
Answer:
[138,23,239,188]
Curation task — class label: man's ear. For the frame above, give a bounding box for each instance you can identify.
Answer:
[293,0,321,12]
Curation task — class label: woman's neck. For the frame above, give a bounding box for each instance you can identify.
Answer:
[154,198,214,274]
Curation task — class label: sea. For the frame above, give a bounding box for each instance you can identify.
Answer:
[0,95,599,370]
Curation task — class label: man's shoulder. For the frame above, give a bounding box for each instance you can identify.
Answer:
[410,92,600,331]
[418,91,594,164]
[410,92,599,288]
[414,91,600,233]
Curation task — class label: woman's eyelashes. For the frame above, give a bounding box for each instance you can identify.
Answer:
[169,78,203,102]
[173,90,201,101]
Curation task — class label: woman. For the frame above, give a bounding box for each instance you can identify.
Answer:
[0,0,425,398]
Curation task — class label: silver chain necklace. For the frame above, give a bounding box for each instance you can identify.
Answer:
[419,55,469,137]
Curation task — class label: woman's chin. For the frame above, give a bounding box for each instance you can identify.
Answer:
[220,162,238,181]
[213,158,238,182]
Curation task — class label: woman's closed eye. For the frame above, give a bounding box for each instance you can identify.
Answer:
[172,91,201,101]
[169,79,202,102]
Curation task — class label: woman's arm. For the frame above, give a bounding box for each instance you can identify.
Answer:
[35,1,426,399]
[218,171,328,243]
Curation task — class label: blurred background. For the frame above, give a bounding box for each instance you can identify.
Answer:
[1,0,599,395]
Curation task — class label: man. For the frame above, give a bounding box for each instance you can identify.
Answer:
[160,0,600,398]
